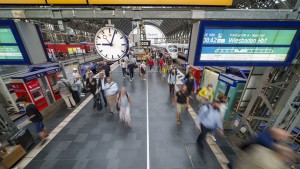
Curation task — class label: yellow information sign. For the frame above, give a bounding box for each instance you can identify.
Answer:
[0,0,232,5]
[68,48,73,55]
[47,0,86,4]
[88,0,232,5]
[0,0,45,4]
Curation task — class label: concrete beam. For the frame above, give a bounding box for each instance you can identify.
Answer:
[0,8,297,20]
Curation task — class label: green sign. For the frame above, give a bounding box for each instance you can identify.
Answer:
[203,29,297,45]
[0,28,17,43]
[0,46,23,60]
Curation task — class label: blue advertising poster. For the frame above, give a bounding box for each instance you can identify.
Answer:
[194,21,300,66]
[0,20,30,65]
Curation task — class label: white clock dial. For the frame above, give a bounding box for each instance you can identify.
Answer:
[94,27,129,61]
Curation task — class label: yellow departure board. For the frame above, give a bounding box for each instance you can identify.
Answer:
[0,0,232,5]
[88,0,232,5]
[47,0,86,4]
[0,0,45,4]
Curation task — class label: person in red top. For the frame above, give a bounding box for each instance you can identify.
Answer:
[158,58,164,73]
[148,58,155,73]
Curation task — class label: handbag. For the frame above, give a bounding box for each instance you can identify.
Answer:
[96,94,103,111]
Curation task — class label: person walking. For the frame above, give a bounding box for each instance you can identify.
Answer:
[16,97,48,143]
[97,72,108,107]
[86,72,98,108]
[209,94,228,142]
[116,87,132,128]
[158,58,164,73]
[120,59,127,78]
[184,72,197,96]
[168,70,177,95]
[148,58,155,73]
[173,85,189,126]
[195,100,224,147]
[103,62,111,77]
[198,83,214,106]
[85,66,93,80]
[127,61,135,81]
[72,68,82,97]
[104,77,119,117]
[162,62,168,78]
[57,74,77,109]
[140,61,147,80]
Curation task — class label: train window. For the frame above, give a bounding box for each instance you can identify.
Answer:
[168,45,177,49]
[169,49,177,52]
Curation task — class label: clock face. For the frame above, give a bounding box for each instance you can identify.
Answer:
[94,27,129,61]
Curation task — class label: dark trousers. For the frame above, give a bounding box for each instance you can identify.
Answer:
[169,84,175,94]
[100,90,107,106]
[197,124,212,145]
[129,70,134,79]
[105,72,110,77]
[122,68,126,77]
[92,92,97,107]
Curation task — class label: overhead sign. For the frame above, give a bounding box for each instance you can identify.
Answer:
[0,20,30,65]
[0,0,232,5]
[189,21,300,66]
[141,40,151,46]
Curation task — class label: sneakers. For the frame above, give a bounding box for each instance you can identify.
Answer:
[67,107,72,110]
[130,79,132,81]
[210,134,217,142]
[123,77,125,78]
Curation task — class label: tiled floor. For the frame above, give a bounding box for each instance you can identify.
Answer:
[24,67,237,169]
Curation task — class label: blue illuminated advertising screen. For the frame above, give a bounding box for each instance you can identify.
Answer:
[0,20,30,65]
[194,21,300,66]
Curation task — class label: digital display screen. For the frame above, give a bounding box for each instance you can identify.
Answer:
[200,28,297,62]
[0,27,24,61]
[203,29,297,45]
[0,20,31,65]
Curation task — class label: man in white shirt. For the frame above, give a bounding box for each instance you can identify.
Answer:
[97,72,108,107]
[104,77,119,117]
[72,68,82,97]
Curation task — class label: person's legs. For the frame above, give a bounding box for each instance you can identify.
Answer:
[67,94,76,107]
[119,107,125,122]
[171,84,175,94]
[92,93,97,108]
[122,68,126,77]
[107,95,114,113]
[169,84,172,94]
[101,90,107,106]
[35,121,47,140]
[61,94,71,108]
[197,124,211,145]
[125,106,131,127]
[130,71,134,80]
[209,129,217,142]
[176,103,183,125]
[77,84,82,96]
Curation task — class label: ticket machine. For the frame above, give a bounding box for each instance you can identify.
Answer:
[214,73,247,129]
[10,67,61,111]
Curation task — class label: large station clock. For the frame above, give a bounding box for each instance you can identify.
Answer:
[94,27,129,61]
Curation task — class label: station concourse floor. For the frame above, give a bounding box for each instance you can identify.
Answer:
[24,67,236,169]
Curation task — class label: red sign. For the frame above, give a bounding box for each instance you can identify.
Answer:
[25,79,48,111]
[10,82,32,103]
[190,66,202,90]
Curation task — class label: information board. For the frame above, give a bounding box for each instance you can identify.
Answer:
[191,21,300,66]
[0,20,30,65]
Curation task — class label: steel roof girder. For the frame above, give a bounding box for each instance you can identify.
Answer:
[204,10,293,20]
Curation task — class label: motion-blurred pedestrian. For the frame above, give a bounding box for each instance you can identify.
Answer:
[116,87,132,128]
[140,61,147,80]
[196,100,224,147]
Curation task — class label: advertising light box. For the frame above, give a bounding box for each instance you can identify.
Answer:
[0,20,30,65]
[190,21,300,66]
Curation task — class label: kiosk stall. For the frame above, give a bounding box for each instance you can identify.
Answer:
[214,73,247,129]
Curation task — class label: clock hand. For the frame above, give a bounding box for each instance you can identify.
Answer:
[110,30,117,45]
[102,34,111,44]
